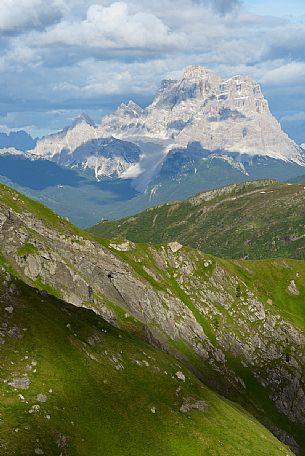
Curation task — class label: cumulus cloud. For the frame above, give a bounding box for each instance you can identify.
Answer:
[0,0,64,33]
[281,111,305,122]
[31,2,186,50]
[261,62,305,86]
[263,23,305,61]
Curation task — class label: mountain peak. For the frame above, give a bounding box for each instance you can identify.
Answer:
[100,65,302,164]
[127,100,142,111]
[182,65,217,80]
[149,65,221,110]
[71,113,96,128]
[116,101,143,115]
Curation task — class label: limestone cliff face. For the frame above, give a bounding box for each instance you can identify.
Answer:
[101,65,303,164]
[1,187,305,453]
[3,66,304,189]
[31,116,140,180]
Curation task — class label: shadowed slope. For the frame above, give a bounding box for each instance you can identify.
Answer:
[0,271,293,455]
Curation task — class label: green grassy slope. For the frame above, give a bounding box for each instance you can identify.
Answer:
[1,182,305,454]
[0,271,293,456]
[89,179,305,260]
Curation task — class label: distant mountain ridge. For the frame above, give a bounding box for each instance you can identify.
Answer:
[21,65,305,177]
[0,130,36,151]
[30,115,141,180]
[1,66,305,226]
[89,179,305,260]
[101,65,303,164]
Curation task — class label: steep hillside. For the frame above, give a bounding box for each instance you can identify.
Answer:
[2,272,290,455]
[90,179,305,260]
[1,183,305,453]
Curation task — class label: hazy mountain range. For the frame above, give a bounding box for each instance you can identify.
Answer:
[1,65,305,226]
[0,130,36,151]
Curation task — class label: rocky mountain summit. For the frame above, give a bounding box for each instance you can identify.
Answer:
[1,183,305,453]
[0,66,305,228]
[31,115,141,179]
[33,114,101,160]
[22,65,305,181]
[101,65,303,164]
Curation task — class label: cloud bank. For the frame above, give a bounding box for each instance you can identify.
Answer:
[0,0,304,141]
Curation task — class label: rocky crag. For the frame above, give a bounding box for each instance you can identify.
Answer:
[31,115,141,180]
[101,65,303,164]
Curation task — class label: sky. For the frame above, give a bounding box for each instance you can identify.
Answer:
[0,0,305,142]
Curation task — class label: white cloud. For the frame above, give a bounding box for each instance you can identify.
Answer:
[0,0,64,32]
[197,0,241,14]
[0,0,304,139]
[32,2,186,50]
[121,162,143,178]
[280,112,305,122]
[261,62,305,86]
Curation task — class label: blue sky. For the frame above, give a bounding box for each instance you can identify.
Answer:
[246,0,305,18]
[0,0,305,142]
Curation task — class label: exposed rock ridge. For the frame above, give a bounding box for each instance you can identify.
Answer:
[189,179,276,205]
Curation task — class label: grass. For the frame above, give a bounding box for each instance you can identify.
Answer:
[89,179,305,260]
[228,258,305,332]
[0,183,83,236]
[0,272,293,456]
[113,243,305,452]
[17,243,38,257]
[0,181,304,454]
